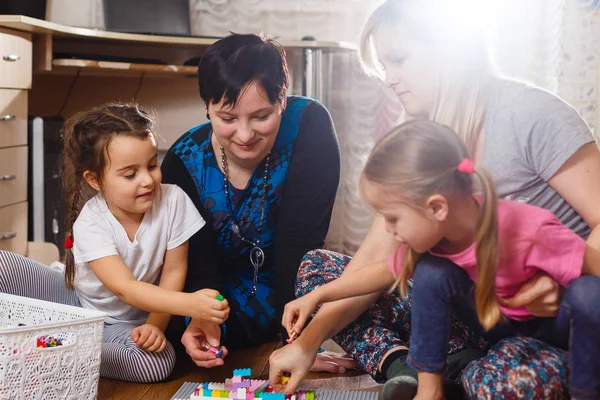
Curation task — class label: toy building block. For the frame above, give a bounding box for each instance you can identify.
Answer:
[261,393,286,400]
[248,379,268,392]
[232,368,251,377]
[232,380,250,389]
[207,383,226,390]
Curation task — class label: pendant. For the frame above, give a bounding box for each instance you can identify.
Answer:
[231,222,240,235]
[249,246,264,269]
[249,246,264,297]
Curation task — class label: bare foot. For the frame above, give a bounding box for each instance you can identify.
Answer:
[309,351,358,373]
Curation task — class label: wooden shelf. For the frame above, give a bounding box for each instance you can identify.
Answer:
[0,15,356,77]
[51,58,197,77]
[0,15,356,50]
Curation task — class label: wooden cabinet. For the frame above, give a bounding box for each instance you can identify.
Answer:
[0,28,31,255]
[0,28,32,89]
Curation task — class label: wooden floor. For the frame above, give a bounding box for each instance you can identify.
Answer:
[97,341,382,399]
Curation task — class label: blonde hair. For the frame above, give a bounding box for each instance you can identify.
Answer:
[362,120,501,330]
[359,0,501,157]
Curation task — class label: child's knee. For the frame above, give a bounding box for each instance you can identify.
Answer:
[133,342,176,382]
[412,257,464,292]
[565,275,600,321]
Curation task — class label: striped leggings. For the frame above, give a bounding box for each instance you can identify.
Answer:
[0,251,176,383]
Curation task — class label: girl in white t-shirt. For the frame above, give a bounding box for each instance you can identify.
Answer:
[0,103,229,383]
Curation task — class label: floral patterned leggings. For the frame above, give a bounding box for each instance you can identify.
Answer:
[297,250,571,399]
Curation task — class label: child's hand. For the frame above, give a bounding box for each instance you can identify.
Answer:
[189,289,230,324]
[282,293,319,337]
[131,324,167,353]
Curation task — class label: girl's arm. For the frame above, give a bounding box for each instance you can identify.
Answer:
[282,260,395,334]
[88,249,229,324]
[269,215,398,393]
[145,242,189,331]
[315,260,394,302]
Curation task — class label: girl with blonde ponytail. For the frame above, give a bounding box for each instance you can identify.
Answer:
[283,120,600,399]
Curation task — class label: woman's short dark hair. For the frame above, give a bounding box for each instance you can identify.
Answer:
[198,33,290,108]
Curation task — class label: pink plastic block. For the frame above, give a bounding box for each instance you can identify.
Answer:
[249,379,268,392]
[232,381,250,389]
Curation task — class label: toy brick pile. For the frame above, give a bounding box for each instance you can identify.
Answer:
[171,368,379,400]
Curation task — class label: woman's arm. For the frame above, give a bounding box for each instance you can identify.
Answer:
[502,144,600,315]
[548,142,600,249]
[583,244,600,276]
[273,100,340,323]
[161,143,223,293]
[505,88,600,315]
[145,242,189,332]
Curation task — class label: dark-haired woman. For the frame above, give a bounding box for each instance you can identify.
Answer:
[161,33,341,368]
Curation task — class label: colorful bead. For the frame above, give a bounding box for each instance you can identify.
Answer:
[36,336,63,348]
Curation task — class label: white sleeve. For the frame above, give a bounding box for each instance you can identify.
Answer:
[72,208,119,263]
[167,185,206,250]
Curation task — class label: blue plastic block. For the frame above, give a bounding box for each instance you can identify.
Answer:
[232,368,251,377]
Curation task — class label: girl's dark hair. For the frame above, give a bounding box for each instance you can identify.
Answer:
[60,103,155,289]
[198,33,289,108]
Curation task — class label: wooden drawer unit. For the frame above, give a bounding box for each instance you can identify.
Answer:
[0,202,27,255]
[0,89,27,148]
[0,28,32,90]
[0,146,27,208]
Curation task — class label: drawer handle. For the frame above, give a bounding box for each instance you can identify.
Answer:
[0,232,16,240]
[0,115,15,121]
[0,175,16,181]
[3,55,20,62]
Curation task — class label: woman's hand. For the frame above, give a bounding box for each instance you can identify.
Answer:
[502,272,560,317]
[282,293,320,336]
[181,318,228,368]
[131,324,168,352]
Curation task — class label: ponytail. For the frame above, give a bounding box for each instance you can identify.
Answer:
[394,247,421,298]
[473,167,501,330]
[63,189,81,290]
[60,112,85,291]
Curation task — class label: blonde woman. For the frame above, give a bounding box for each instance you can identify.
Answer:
[269,0,600,398]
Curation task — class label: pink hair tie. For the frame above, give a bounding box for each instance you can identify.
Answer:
[457,158,475,174]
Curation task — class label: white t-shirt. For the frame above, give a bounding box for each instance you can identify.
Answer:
[72,183,205,325]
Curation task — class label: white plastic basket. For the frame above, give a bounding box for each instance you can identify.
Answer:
[0,293,106,399]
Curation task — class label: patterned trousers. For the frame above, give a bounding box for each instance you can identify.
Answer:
[297,250,571,399]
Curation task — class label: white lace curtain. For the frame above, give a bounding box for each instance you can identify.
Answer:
[51,0,600,255]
